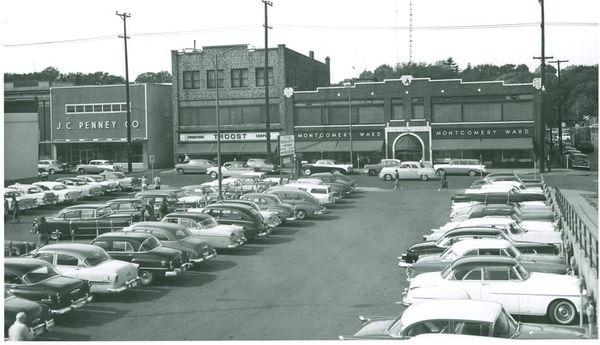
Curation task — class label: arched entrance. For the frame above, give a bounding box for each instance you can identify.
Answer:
[393,133,424,161]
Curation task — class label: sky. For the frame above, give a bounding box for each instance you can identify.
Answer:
[2,0,599,83]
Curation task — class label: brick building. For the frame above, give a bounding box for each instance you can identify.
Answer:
[284,77,539,168]
[171,44,330,163]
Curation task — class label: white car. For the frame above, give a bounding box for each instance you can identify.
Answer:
[38,160,64,174]
[75,159,118,174]
[78,175,120,193]
[32,243,139,294]
[451,200,548,218]
[55,178,103,198]
[162,212,246,249]
[450,202,553,221]
[8,184,58,207]
[402,256,584,325]
[434,159,487,176]
[281,183,335,206]
[33,182,82,203]
[3,188,38,211]
[379,162,436,181]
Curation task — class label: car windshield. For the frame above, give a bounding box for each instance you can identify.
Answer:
[492,309,518,338]
[515,263,530,280]
[53,185,67,190]
[200,217,218,228]
[23,265,59,284]
[440,265,455,279]
[139,237,161,251]
[440,247,459,261]
[84,250,111,266]
[385,317,404,337]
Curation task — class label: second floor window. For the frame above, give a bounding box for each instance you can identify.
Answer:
[231,68,249,87]
[256,67,274,86]
[207,69,224,89]
[183,71,200,89]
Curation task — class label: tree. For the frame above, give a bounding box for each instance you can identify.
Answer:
[40,67,60,82]
[135,71,172,83]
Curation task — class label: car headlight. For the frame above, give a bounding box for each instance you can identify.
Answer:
[160,260,167,266]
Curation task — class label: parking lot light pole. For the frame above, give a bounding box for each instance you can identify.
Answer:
[343,82,353,167]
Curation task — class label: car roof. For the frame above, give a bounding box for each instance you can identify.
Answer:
[107,198,141,203]
[456,218,513,227]
[37,243,103,257]
[165,212,212,220]
[401,299,502,326]
[9,184,39,189]
[451,256,518,271]
[444,227,504,236]
[33,181,62,186]
[450,239,512,255]
[128,221,185,233]
[60,203,108,210]
[95,231,152,239]
[4,258,51,275]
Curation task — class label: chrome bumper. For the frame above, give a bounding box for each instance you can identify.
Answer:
[227,237,247,248]
[31,319,55,337]
[314,207,327,215]
[107,277,140,293]
[192,250,217,263]
[50,295,93,315]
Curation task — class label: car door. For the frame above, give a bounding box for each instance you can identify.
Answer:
[106,240,136,262]
[479,267,524,314]
[68,208,103,238]
[458,267,484,299]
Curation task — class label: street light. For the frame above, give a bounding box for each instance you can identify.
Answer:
[343,82,354,167]
[213,45,254,200]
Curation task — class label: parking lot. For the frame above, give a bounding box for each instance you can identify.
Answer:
[3,171,594,340]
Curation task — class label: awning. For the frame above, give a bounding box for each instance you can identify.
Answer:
[296,141,339,153]
[177,142,277,154]
[432,138,533,150]
[296,140,383,153]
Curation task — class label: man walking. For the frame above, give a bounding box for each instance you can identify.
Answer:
[10,195,19,223]
[159,198,169,219]
[438,171,448,191]
[35,217,51,247]
[141,175,148,191]
[8,312,33,341]
[394,170,402,191]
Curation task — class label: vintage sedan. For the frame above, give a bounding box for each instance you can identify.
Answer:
[199,204,269,239]
[33,181,82,204]
[162,212,246,249]
[38,159,65,174]
[134,190,196,213]
[122,221,217,265]
[77,175,120,193]
[106,198,145,222]
[451,191,546,203]
[214,200,281,228]
[280,183,335,206]
[302,159,353,175]
[31,243,140,294]
[451,203,554,222]
[206,161,257,179]
[99,171,140,191]
[4,291,55,338]
[175,159,216,174]
[4,258,93,315]
[90,232,191,285]
[55,177,104,197]
[310,172,357,192]
[4,188,37,211]
[403,239,567,281]
[44,204,134,240]
[379,162,437,181]
[246,158,279,174]
[294,178,345,199]
[402,256,584,325]
[75,159,119,174]
[8,184,59,207]
[340,299,588,340]
[398,227,560,265]
[240,193,296,222]
[266,187,325,220]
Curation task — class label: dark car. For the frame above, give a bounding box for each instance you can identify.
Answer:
[451,191,546,203]
[4,258,92,315]
[200,204,269,239]
[240,193,296,222]
[123,222,217,265]
[458,203,555,222]
[106,198,145,222]
[44,204,133,240]
[134,190,183,214]
[90,232,191,285]
[398,227,559,265]
[175,159,216,174]
[309,173,354,195]
[4,291,55,338]
[246,158,279,174]
[213,200,281,229]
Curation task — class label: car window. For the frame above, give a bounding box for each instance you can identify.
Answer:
[112,241,134,252]
[81,209,95,219]
[221,210,242,220]
[179,219,196,228]
[92,240,110,250]
[5,271,23,285]
[479,249,501,256]
[109,204,119,211]
[508,268,522,280]
[61,210,81,220]
[462,268,482,280]
[483,267,510,280]
[403,320,450,338]
[312,188,327,194]
[151,231,170,241]
[453,321,490,336]
[118,203,134,211]
[175,229,190,240]
[462,249,478,256]
[56,254,79,266]
[53,185,67,191]
[164,217,178,224]
[35,253,54,264]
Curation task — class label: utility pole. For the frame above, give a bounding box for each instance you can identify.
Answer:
[263,0,273,161]
[533,0,551,173]
[116,11,133,173]
[549,59,569,155]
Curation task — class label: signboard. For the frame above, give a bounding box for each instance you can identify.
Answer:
[294,127,384,142]
[431,125,534,139]
[179,132,280,142]
[149,155,155,164]
[279,135,295,156]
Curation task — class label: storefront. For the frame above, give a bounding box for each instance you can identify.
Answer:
[49,84,173,168]
[176,131,279,163]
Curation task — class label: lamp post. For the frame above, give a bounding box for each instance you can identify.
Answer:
[343,82,354,167]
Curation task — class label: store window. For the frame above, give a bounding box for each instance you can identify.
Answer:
[179,107,216,126]
[231,68,249,88]
[503,101,533,121]
[463,102,501,122]
[432,103,461,122]
[256,67,274,86]
[295,107,323,125]
[327,106,358,125]
[207,69,224,89]
[357,105,384,124]
[183,71,200,89]
[412,98,424,118]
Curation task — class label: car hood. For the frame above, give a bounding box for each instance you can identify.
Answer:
[527,272,581,295]
[354,319,395,337]
[516,323,588,339]
[408,271,444,289]
[192,224,242,237]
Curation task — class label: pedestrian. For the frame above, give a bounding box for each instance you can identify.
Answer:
[394,170,402,191]
[10,195,19,223]
[5,198,9,219]
[145,200,155,221]
[141,175,148,191]
[8,312,33,341]
[153,175,161,190]
[159,198,169,219]
[35,217,50,247]
[184,153,191,163]
[438,171,448,191]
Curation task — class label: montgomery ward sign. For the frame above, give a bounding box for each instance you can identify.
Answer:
[295,128,384,142]
[432,125,534,139]
[179,132,280,142]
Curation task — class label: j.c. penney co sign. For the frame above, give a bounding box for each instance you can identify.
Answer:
[432,125,534,139]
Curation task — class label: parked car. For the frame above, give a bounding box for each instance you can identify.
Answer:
[402,256,584,325]
[122,222,217,265]
[362,159,402,176]
[180,184,232,203]
[175,159,216,174]
[213,200,281,228]
[5,240,38,257]
[206,161,257,179]
[33,182,82,204]
[240,193,296,223]
[340,299,588,340]
[134,190,179,214]
[470,173,543,189]
[379,162,437,181]
[451,203,555,222]
[75,160,119,174]
[451,191,546,203]
[106,198,145,222]
[434,159,486,176]
[99,171,140,191]
[44,204,134,240]
[77,175,120,193]
[568,153,591,170]
[280,183,335,206]
[55,177,104,197]
[294,178,345,199]
[90,232,191,285]
[310,172,357,192]
[266,187,325,220]
[198,204,269,239]
[302,159,353,175]
[246,158,279,174]
[3,188,37,211]
[4,258,93,315]
[38,159,65,174]
[8,184,59,207]
[162,212,246,249]
[403,239,568,281]
[31,243,140,294]
[398,227,560,265]
[4,291,55,338]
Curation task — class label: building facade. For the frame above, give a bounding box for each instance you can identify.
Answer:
[171,44,330,163]
[49,84,173,168]
[4,113,39,183]
[284,77,539,168]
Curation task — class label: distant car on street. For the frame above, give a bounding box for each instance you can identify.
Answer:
[38,160,66,174]
[175,159,216,174]
[379,162,436,181]
[75,160,119,174]
[434,159,486,176]
[363,159,402,176]
[206,161,257,179]
[246,158,279,174]
[301,159,353,175]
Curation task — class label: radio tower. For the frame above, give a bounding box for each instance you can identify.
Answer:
[409,0,413,63]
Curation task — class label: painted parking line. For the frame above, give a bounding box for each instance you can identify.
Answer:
[75,308,117,314]
[131,288,164,293]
